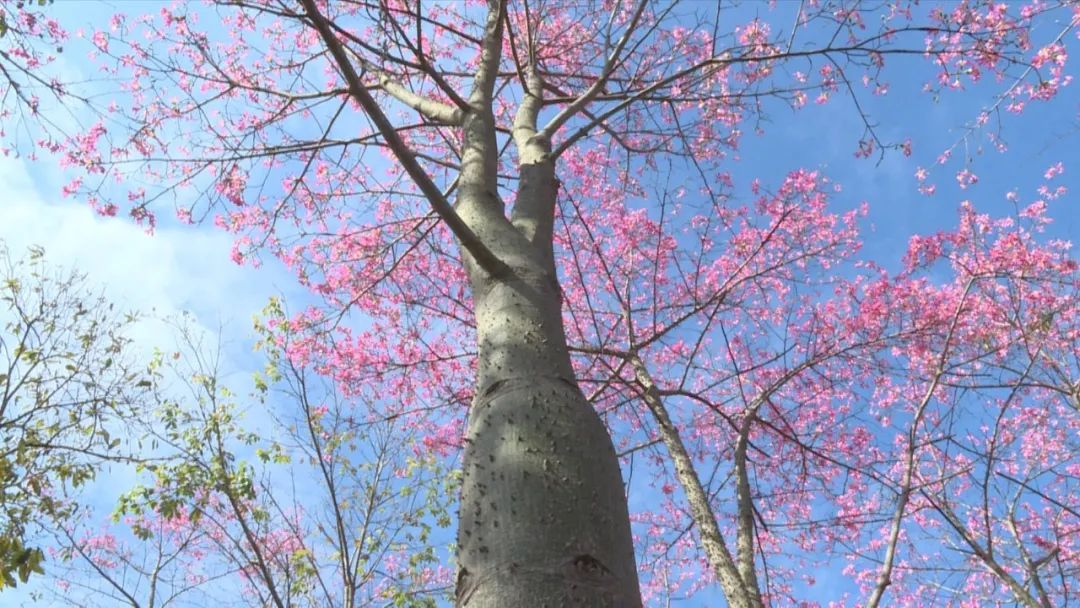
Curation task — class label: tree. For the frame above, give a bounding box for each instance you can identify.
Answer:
[9,0,1079,606]
[0,243,154,589]
[46,310,456,608]
[613,196,1077,606]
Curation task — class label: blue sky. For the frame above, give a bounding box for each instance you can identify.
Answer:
[1,1,1078,606]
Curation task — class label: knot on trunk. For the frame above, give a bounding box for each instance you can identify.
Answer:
[568,553,613,581]
[455,567,474,605]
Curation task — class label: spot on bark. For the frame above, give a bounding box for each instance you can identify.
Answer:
[570,554,612,580]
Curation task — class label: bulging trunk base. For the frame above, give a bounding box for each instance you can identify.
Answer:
[456,375,641,608]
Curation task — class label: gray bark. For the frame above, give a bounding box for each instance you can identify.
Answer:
[449,3,641,603]
[633,357,761,608]
[454,134,642,608]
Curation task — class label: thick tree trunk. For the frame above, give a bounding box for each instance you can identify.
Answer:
[455,269,641,606]
[453,114,641,606]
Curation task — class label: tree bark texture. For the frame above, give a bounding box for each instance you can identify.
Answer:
[454,147,642,607]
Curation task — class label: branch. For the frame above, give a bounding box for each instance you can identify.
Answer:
[508,20,542,152]
[377,75,464,125]
[550,31,991,158]
[631,355,761,608]
[300,0,509,278]
[867,279,974,608]
[369,4,471,112]
[998,473,1080,520]
[468,0,506,106]
[536,0,649,142]
[925,495,1045,608]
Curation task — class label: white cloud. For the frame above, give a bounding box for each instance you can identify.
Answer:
[0,155,299,345]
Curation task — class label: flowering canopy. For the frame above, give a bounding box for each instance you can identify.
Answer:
[2,0,1078,606]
